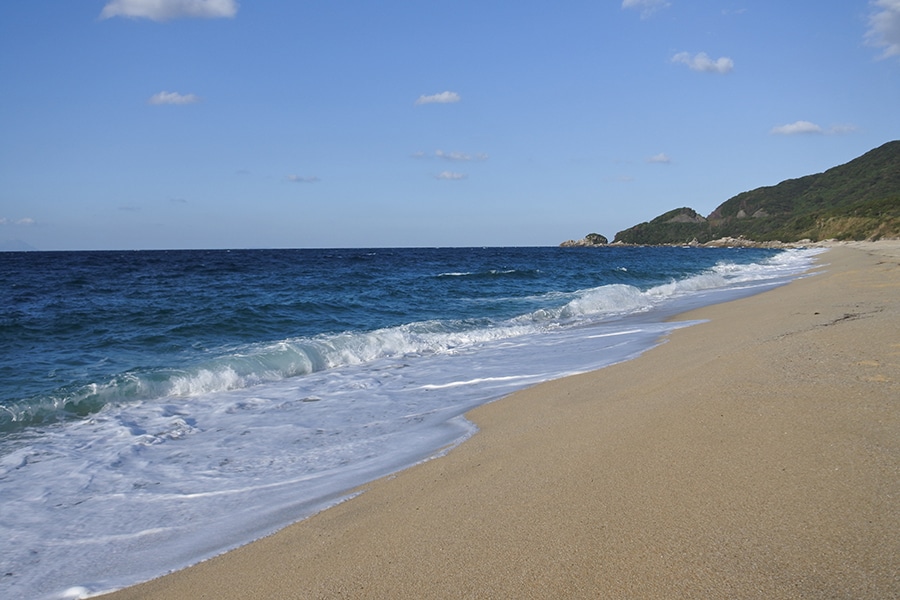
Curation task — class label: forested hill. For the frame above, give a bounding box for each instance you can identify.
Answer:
[612,140,900,244]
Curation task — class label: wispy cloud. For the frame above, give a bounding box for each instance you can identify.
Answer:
[672,52,734,74]
[415,91,461,105]
[414,150,488,161]
[866,0,900,60]
[435,171,466,180]
[621,0,671,19]
[100,0,238,22]
[436,150,488,162]
[0,217,36,226]
[770,121,823,135]
[769,121,858,135]
[286,175,321,183]
[646,152,672,164]
[828,124,860,134]
[148,91,200,105]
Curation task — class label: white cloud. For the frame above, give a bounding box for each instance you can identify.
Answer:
[415,91,461,105]
[770,120,823,135]
[434,150,488,162]
[1,217,36,226]
[866,0,900,59]
[622,0,671,18]
[647,153,671,164]
[770,121,859,135]
[435,171,466,180]
[100,0,238,22]
[413,150,488,161]
[672,52,734,74]
[148,91,200,105]
[286,175,320,183]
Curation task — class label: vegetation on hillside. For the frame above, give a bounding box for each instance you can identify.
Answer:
[612,208,711,245]
[612,141,900,244]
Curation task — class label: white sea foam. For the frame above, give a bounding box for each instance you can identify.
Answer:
[0,249,823,600]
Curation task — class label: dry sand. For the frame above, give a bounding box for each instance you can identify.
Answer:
[101,242,899,600]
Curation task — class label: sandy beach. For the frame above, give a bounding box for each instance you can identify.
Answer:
[101,242,899,600]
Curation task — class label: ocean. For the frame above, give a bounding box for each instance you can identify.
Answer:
[0,246,822,599]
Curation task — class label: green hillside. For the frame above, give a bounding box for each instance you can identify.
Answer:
[613,140,900,244]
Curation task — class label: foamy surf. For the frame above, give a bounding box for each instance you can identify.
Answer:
[0,246,823,599]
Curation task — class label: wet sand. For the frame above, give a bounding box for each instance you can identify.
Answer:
[101,241,900,599]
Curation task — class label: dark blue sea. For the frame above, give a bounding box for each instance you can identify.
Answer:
[0,246,822,599]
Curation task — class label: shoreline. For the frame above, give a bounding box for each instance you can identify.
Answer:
[100,242,899,599]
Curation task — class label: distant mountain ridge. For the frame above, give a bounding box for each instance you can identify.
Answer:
[611,140,900,245]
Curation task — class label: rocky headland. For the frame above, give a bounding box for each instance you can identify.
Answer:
[563,140,899,247]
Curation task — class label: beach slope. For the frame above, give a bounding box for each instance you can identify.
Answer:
[102,242,899,600]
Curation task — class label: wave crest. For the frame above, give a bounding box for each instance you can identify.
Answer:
[1,250,821,432]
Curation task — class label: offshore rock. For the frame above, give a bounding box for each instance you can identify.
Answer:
[560,233,609,247]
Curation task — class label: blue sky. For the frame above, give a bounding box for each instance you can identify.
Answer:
[1,1,898,250]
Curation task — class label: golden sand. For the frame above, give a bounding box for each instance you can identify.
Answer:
[101,242,900,599]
